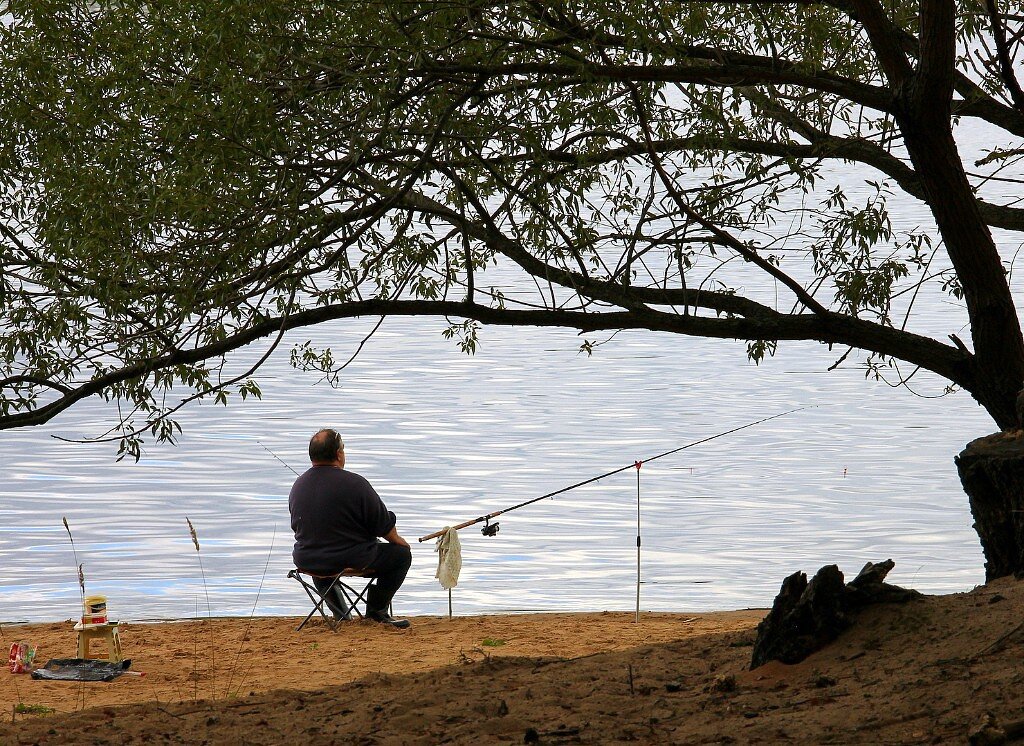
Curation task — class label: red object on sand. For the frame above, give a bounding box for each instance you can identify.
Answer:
[8,642,32,673]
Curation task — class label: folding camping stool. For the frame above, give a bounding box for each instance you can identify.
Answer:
[288,568,375,631]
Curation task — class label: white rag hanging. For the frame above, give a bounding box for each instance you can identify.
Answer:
[434,526,462,590]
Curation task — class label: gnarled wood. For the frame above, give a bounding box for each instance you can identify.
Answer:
[751,560,922,669]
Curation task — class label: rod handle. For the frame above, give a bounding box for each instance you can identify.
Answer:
[417,512,500,542]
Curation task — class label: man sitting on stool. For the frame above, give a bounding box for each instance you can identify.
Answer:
[289,428,412,629]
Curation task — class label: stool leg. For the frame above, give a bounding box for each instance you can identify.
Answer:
[77,631,87,659]
[110,630,122,663]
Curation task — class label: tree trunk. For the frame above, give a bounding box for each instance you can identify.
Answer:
[897,116,1024,430]
[955,432,1024,580]
[892,5,1024,428]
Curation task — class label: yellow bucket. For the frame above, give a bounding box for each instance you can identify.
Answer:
[82,595,107,625]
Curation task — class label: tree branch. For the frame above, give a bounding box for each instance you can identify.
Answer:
[412,60,895,113]
[847,0,914,85]
[984,0,1024,112]
[0,297,972,433]
[0,375,73,395]
[621,79,831,316]
[469,132,1024,231]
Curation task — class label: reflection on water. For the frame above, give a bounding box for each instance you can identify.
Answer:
[0,317,992,622]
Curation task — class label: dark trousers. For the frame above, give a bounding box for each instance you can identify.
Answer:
[363,543,412,613]
[312,543,411,615]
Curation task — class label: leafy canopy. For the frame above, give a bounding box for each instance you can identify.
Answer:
[2,0,1024,456]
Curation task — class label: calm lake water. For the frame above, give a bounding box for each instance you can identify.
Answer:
[0,314,997,623]
[0,126,1015,623]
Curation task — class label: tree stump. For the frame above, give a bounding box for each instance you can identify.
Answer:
[750,565,848,669]
[750,560,921,669]
[955,431,1024,581]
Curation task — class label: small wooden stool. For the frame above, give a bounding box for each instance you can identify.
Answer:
[74,621,123,663]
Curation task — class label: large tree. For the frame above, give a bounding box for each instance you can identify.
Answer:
[3,1,1024,573]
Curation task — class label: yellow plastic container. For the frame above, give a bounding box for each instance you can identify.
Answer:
[82,595,107,625]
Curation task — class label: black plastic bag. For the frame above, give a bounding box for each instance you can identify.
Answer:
[31,658,132,682]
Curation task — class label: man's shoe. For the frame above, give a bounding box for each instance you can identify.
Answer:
[366,610,411,629]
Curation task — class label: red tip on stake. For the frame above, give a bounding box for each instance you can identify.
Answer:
[634,460,642,470]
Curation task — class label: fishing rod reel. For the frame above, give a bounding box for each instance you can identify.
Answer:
[481,516,500,537]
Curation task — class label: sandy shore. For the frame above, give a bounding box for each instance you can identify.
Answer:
[4,578,1024,743]
[2,610,760,714]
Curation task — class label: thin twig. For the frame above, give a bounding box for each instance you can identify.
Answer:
[973,619,1024,659]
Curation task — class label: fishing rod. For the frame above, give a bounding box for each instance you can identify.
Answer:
[418,406,811,543]
[258,440,300,476]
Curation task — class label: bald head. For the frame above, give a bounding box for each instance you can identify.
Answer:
[309,428,344,464]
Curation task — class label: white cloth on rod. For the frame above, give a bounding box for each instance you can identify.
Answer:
[434,526,462,590]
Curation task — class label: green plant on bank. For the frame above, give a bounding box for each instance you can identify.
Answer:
[5,2,1024,577]
[12,703,56,719]
[481,638,506,647]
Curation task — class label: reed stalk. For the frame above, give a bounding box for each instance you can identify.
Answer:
[61,517,86,610]
[60,517,90,712]
[185,517,216,699]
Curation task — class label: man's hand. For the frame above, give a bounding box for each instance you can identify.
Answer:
[384,526,411,549]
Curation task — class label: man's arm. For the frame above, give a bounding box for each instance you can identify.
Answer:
[383,525,410,549]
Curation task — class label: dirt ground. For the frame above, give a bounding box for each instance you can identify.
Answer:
[4,576,1024,744]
